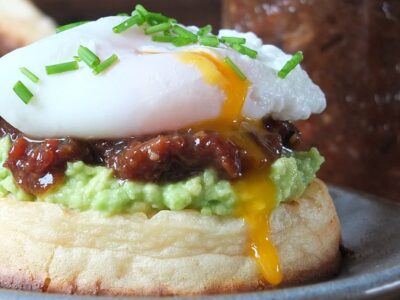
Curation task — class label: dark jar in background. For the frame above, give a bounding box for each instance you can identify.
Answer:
[223,0,400,201]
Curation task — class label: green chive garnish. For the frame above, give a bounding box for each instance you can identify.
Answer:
[224,56,247,81]
[198,25,212,37]
[145,22,172,35]
[278,51,304,79]
[93,54,119,75]
[199,36,219,47]
[172,37,197,47]
[152,35,175,43]
[163,29,172,36]
[220,36,246,45]
[147,12,175,25]
[46,61,79,75]
[56,21,89,33]
[109,6,259,62]
[135,4,149,19]
[13,81,33,104]
[231,44,258,59]
[172,25,198,40]
[78,45,100,68]
[152,36,196,46]
[113,14,144,33]
[20,67,39,83]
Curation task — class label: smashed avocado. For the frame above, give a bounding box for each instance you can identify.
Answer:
[270,147,325,203]
[0,136,323,215]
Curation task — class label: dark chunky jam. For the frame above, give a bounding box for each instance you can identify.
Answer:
[4,138,91,195]
[0,117,300,195]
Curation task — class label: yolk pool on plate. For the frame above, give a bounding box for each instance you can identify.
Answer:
[177,51,283,285]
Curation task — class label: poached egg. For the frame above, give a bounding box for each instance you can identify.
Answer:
[0,16,325,139]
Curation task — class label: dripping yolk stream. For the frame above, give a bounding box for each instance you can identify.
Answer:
[234,168,282,285]
[177,51,283,285]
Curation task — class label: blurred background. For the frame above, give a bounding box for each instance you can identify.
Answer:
[2,0,399,201]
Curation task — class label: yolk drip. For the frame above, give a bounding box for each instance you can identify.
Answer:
[234,168,282,285]
[177,52,283,285]
[177,52,247,125]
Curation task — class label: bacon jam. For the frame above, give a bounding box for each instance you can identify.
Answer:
[0,117,300,195]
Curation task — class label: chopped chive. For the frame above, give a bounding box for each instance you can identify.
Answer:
[172,37,198,47]
[20,67,39,83]
[220,36,246,45]
[199,36,219,47]
[163,29,172,36]
[172,25,198,40]
[93,54,119,75]
[45,61,79,75]
[113,14,144,33]
[144,22,172,35]
[117,13,129,16]
[224,56,247,81]
[152,35,175,43]
[231,44,258,59]
[56,21,89,33]
[278,51,304,79]
[148,19,159,26]
[78,45,100,68]
[152,35,196,46]
[13,81,33,104]
[198,25,212,37]
[73,55,82,62]
[147,12,174,25]
[135,4,149,19]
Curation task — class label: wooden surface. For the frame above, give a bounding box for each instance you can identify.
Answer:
[32,0,222,29]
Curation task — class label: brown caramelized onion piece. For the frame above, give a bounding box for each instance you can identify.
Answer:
[240,121,283,160]
[4,137,91,194]
[263,117,301,148]
[0,118,20,141]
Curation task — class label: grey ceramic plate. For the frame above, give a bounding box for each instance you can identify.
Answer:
[0,186,399,300]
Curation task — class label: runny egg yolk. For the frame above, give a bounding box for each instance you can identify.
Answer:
[177,52,283,285]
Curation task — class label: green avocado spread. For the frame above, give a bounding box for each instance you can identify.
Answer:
[0,136,324,216]
[270,148,325,203]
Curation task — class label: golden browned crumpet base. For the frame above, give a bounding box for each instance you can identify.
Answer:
[0,0,55,55]
[0,179,341,296]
